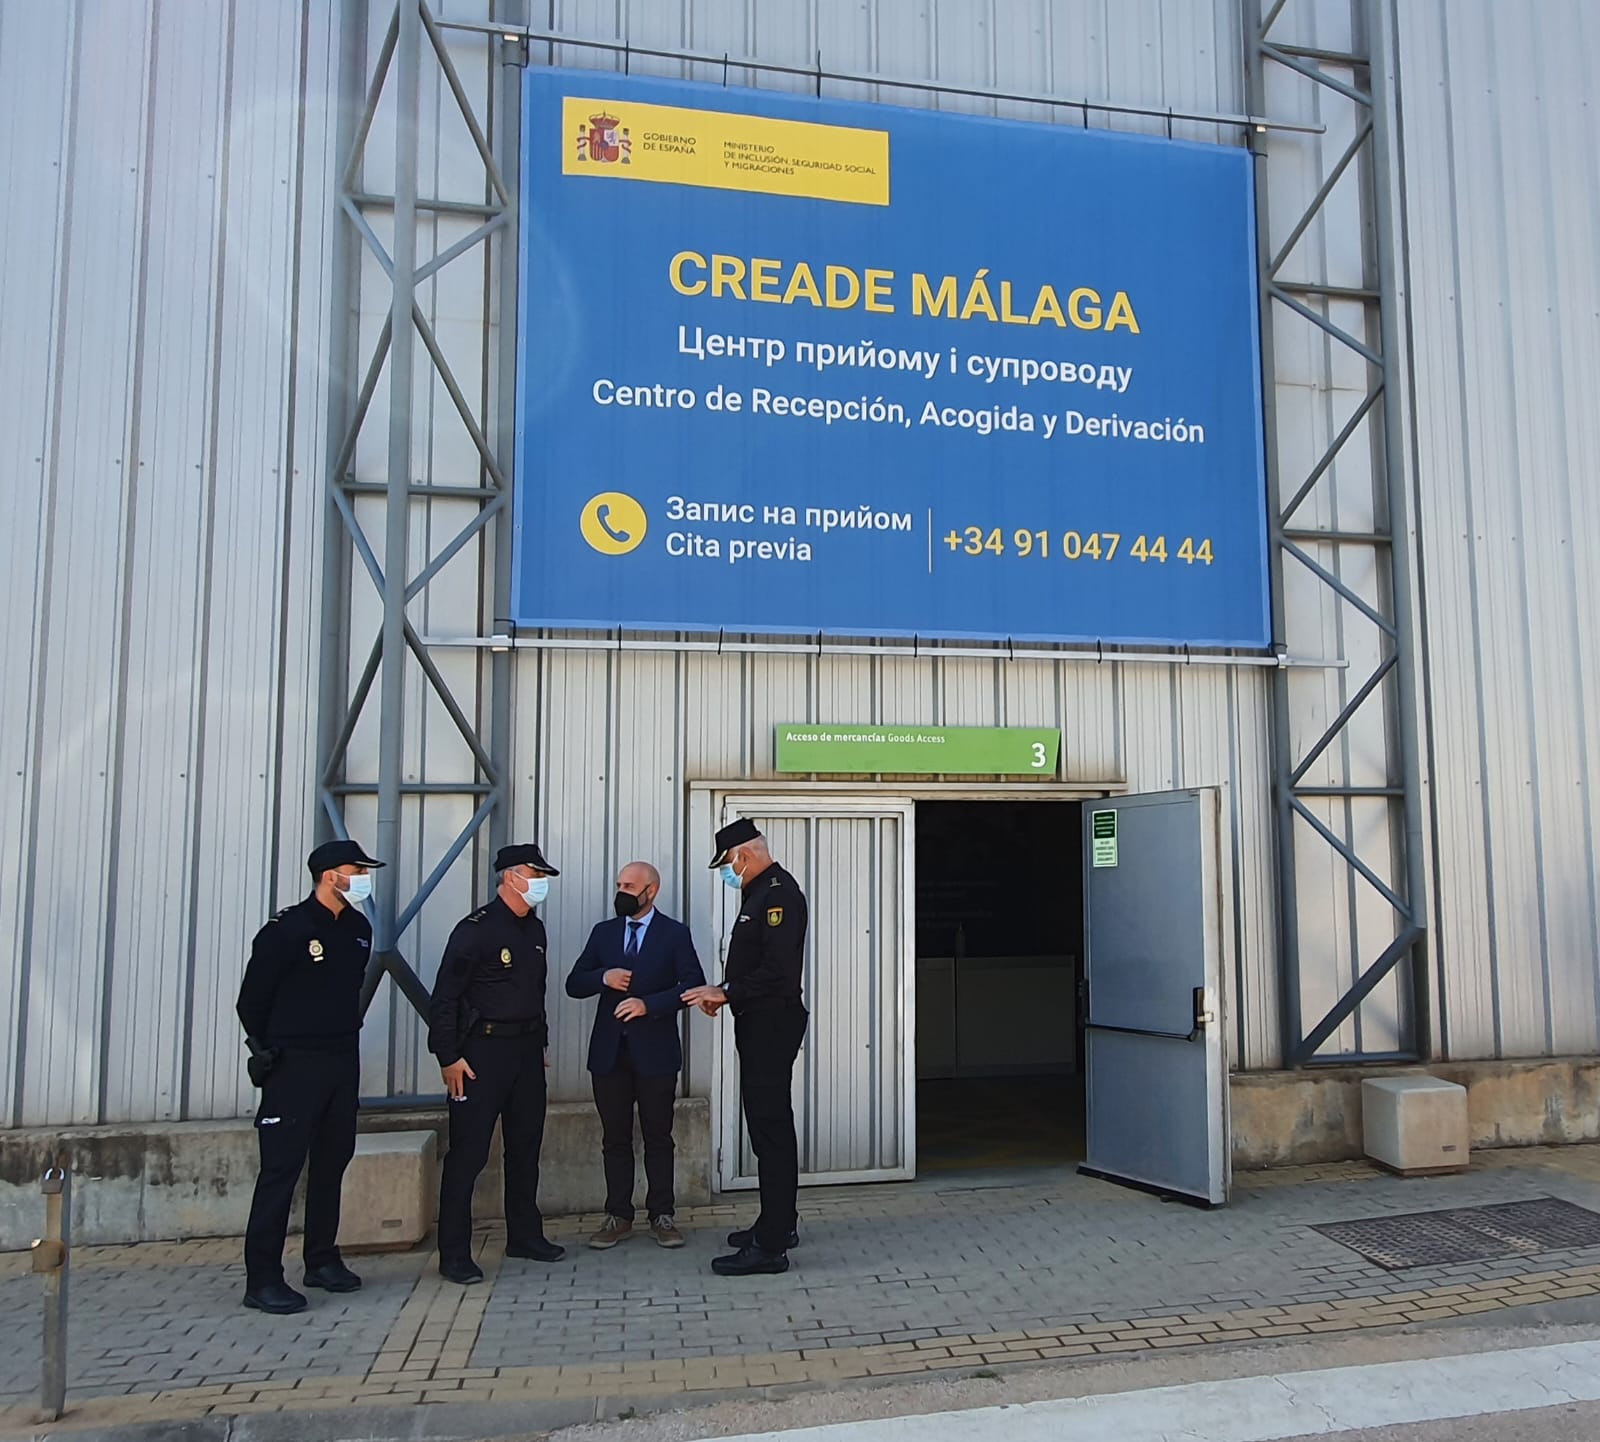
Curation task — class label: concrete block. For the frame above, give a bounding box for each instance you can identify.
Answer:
[0,1098,715,1249]
[1434,1057,1600,1148]
[361,1098,712,1221]
[1362,1075,1469,1175]
[338,1130,436,1252]
[1229,1072,1366,1168]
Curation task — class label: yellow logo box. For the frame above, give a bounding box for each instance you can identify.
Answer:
[562,96,889,207]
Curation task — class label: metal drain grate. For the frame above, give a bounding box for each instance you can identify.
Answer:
[1312,1197,1600,1271]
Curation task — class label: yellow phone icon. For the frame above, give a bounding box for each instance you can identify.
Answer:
[580,492,647,556]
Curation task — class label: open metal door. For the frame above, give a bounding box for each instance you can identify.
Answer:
[713,795,916,1190]
[1080,788,1230,1205]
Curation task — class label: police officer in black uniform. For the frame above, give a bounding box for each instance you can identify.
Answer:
[235,838,384,1314]
[682,819,809,1276]
[428,843,565,1284]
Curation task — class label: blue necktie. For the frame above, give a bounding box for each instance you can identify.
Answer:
[625,921,640,958]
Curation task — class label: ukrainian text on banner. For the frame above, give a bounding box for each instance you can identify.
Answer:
[515,70,1271,647]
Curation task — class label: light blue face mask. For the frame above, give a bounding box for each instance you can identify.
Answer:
[720,863,742,890]
[522,876,551,906]
[341,873,373,904]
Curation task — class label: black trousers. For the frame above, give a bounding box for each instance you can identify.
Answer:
[244,1048,359,1290]
[437,1034,547,1263]
[591,1044,678,1221]
[733,1004,808,1253]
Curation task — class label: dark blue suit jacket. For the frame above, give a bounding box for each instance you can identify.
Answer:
[564,911,705,1077]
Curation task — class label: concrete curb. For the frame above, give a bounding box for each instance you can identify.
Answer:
[14,1397,598,1442]
[7,1379,911,1442]
[0,1366,1155,1442]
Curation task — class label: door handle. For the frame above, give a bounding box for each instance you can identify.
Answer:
[1085,987,1211,1043]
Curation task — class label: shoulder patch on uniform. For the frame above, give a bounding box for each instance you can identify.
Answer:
[269,908,293,923]
[467,907,491,923]
[767,907,784,927]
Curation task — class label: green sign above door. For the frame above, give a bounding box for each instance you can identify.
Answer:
[775,724,1061,775]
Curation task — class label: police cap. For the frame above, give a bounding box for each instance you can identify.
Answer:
[709,817,762,868]
[306,839,385,878]
[493,842,560,876]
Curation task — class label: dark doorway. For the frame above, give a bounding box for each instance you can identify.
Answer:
[914,800,1085,1173]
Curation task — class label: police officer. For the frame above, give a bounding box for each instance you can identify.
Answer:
[236,838,383,1314]
[682,819,808,1276]
[428,843,565,1284]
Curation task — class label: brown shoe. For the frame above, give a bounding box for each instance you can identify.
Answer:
[650,1215,686,1249]
[588,1215,633,1250]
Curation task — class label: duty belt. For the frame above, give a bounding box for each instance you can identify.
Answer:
[475,1019,541,1039]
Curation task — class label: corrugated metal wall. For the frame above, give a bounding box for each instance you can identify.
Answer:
[0,0,341,1127]
[1394,0,1600,1059]
[518,654,1280,1104]
[8,0,1590,1129]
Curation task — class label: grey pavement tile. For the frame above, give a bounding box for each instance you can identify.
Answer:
[11,1156,1599,1396]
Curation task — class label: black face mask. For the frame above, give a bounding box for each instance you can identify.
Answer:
[614,890,646,918]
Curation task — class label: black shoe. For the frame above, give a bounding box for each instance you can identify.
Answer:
[303,1261,362,1293]
[504,1238,565,1263]
[243,1281,308,1314]
[711,1243,789,1277]
[439,1256,484,1285]
[726,1225,799,1250]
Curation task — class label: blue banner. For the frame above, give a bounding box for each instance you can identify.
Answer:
[514,69,1270,647]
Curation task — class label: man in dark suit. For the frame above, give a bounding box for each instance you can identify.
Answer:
[566,861,705,1250]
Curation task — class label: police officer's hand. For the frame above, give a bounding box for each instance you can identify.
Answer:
[441,1058,476,1100]
[604,968,633,991]
[614,997,647,1022]
[681,984,726,1017]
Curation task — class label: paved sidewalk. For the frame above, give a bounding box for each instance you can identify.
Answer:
[4,1147,1600,1436]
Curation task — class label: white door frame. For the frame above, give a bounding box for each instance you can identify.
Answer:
[709,792,918,1190]
[684,779,1137,1196]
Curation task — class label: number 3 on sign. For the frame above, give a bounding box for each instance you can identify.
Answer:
[1030,742,1049,770]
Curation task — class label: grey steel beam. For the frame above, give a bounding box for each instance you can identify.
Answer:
[1282,543,1400,637]
[1283,529,1393,545]
[1244,14,1303,1073]
[340,7,399,196]
[1259,43,1372,106]
[439,19,1325,136]
[350,191,500,218]
[322,0,520,1037]
[489,6,527,860]
[345,481,499,499]
[315,0,367,864]
[1365,0,1433,1058]
[1268,120,1373,275]
[321,636,382,787]
[411,302,507,485]
[1289,799,1410,916]
[1282,387,1383,519]
[1250,0,1426,1066]
[1278,282,1381,301]
[416,214,508,285]
[370,0,421,1003]
[1293,926,1424,1062]
[1290,653,1398,784]
[330,782,496,796]
[404,493,506,603]
[1267,285,1384,365]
